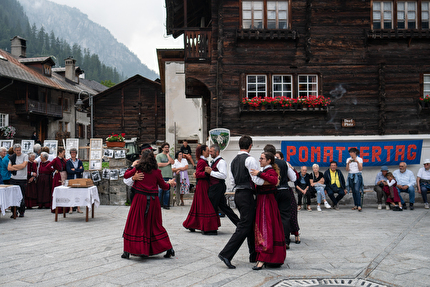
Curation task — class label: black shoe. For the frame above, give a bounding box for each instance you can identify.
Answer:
[219,213,225,218]
[121,251,130,259]
[393,206,400,211]
[266,263,282,268]
[10,214,16,219]
[249,252,257,263]
[252,261,266,270]
[19,214,24,217]
[164,248,175,258]
[286,244,290,250]
[202,230,217,235]
[187,228,195,232]
[218,254,236,269]
[410,203,414,210]
[163,206,170,210]
[403,205,407,210]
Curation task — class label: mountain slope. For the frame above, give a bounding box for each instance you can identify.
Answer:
[18,0,159,80]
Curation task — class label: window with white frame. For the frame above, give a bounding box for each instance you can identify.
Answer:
[298,75,318,97]
[397,1,417,29]
[0,113,9,128]
[267,1,288,29]
[243,1,264,29]
[373,1,393,29]
[272,75,292,97]
[242,1,289,29]
[424,74,430,97]
[423,1,430,28]
[247,75,267,98]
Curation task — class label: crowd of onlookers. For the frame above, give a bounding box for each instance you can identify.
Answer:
[292,150,430,211]
[0,143,85,218]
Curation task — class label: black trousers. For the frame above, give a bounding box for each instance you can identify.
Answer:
[10,178,27,215]
[275,188,292,245]
[297,189,312,206]
[219,189,256,261]
[208,182,240,226]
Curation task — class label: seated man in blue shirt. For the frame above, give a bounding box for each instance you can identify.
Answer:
[393,162,416,210]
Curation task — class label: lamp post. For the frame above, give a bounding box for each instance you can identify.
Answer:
[75,91,93,138]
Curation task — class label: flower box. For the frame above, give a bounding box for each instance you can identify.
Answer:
[106,141,126,148]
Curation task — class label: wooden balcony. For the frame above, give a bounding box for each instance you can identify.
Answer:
[184,29,211,62]
[15,99,62,118]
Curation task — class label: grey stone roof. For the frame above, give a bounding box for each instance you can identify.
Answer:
[79,78,109,93]
[0,49,97,95]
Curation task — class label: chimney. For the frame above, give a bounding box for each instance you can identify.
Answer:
[10,36,27,58]
[65,57,77,82]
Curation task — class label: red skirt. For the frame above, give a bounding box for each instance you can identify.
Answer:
[183,179,220,231]
[37,174,52,207]
[123,193,172,256]
[51,173,64,213]
[25,181,38,208]
[384,185,401,204]
[255,194,286,264]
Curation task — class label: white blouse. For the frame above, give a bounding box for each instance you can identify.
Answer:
[172,158,188,180]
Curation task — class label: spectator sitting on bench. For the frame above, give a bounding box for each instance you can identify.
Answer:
[417,159,430,209]
[180,140,195,169]
[374,166,389,210]
[324,161,347,211]
[393,162,416,210]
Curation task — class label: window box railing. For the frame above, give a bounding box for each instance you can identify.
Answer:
[240,103,329,113]
[237,29,299,41]
[184,29,211,62]
[366,29,430,39]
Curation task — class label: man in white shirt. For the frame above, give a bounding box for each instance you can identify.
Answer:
[7,144,28,218]
[417,159,430,209]
[205,144,239,226]
[393,162,416,210]
[218,135,264,269]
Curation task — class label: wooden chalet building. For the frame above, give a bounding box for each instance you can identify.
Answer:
[0,36,98,145]
[165,1,430,186]
[92,75,165,145]
[166,0,430,136]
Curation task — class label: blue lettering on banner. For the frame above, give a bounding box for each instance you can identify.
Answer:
[281,140,423,167]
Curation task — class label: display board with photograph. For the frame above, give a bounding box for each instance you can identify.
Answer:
[65,138,79,159]
[109,169,119,181]
[102,169,110,179]
[43,140,58,155]
[0,140,13,150]
[89,138,103,171]
[21,140,34,155]
[114,149,126,159]
[103,149,114,158]
[91,171,101,183]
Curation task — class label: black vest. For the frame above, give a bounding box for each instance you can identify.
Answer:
[231,153,254,190]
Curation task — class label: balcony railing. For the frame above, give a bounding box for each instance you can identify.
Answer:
[184,29,211,62]
[15,99,62,118]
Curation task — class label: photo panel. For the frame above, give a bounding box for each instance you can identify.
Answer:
[43,140,58,155]
[21,140,34,155]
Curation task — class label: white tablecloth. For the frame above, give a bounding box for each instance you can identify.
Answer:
[52,186,100,210]
[0,185,23,216]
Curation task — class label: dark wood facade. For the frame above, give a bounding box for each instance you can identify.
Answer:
[93,75,165,145]
[166,0,430,136]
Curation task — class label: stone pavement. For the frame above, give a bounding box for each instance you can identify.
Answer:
[0,201,429,287]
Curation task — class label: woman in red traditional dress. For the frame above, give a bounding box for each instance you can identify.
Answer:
[25,153,38,208]
[47,147,67,213]
[183,144,220,235]
[384,172,403,211]
[122,150,176,259]
[36,152,52,209]
[250,152,286,270]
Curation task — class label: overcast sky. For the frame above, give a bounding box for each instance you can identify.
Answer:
[49,0,183,73]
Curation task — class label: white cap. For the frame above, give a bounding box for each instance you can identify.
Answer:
[424,159,430,164]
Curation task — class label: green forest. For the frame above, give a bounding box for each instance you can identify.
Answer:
[0,0,124,84]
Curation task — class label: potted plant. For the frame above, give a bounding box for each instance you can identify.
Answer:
[419,95,430,108]
[106,133,126,148]
[0,126,16,139]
